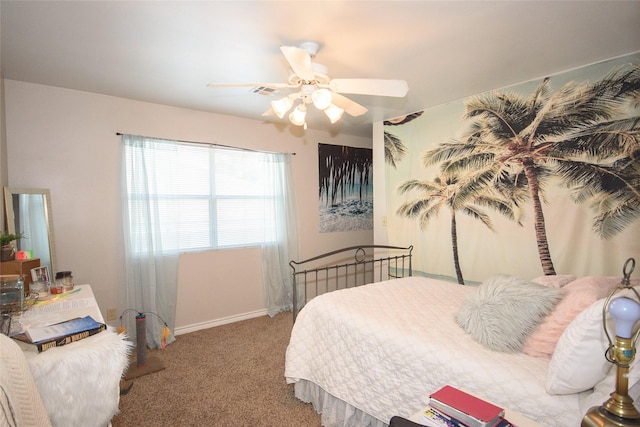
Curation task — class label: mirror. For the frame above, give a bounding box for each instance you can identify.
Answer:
[3,188,56,274]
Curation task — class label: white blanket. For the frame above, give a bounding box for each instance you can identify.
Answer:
[25,327,132,427]
[285,276,596,426]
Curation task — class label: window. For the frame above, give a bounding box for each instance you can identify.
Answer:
[123,137,282,253]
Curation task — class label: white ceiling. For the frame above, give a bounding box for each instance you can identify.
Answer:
[2,1,639,138]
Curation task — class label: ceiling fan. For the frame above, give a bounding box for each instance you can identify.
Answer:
[207,41,409,129]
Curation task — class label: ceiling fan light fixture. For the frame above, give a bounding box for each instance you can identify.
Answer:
[289,104,307,127]
[209,42,409,131]
[271,96,293,119]
[324,104,344,124]
[311,88,332,110]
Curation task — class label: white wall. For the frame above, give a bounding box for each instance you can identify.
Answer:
[3,79,373,332]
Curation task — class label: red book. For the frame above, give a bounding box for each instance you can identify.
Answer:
[429,385,505,427]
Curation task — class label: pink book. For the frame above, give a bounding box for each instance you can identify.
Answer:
[429,385,505,427]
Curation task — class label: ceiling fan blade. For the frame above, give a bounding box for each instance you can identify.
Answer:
[328,79,409,97]
[280,46,315,81]
[331,93,368,117]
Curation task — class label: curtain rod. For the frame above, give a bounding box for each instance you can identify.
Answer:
[116,133,295,155]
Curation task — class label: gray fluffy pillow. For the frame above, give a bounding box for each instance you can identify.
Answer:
[456,274,563,353]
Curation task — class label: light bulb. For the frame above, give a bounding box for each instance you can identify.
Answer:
[609,297,640,338]
[311,88,332,110]
[289,105,307,127]
[271,97,293,119]
[324,104,344,124]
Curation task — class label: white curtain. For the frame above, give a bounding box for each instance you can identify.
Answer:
[120,134,177,349]
[261,153,299,316]
[121,134,298,344]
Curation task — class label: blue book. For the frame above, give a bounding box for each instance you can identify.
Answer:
[13,323,106,352]
[25,315,102,343]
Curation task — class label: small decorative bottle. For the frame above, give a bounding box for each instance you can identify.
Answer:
[55,271,74,292]
[15,276,24,310]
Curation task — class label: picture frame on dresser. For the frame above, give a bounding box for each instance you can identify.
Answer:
[30,265,50,283]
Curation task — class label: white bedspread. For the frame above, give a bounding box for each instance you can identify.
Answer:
[285,276,596,426]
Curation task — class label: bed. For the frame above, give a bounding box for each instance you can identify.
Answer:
[289,245,413,321]
[285,246,640,427]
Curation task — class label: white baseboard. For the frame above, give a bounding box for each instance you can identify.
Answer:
[173,308,269,336]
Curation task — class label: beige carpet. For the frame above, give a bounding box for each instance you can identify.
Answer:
[112,312,321,427]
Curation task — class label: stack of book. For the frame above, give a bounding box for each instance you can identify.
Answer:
[11,315,106,353]
[417,385,514,427]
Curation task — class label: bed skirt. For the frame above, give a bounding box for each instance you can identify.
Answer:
[294,380,390,427]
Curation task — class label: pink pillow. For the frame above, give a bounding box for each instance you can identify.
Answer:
[531,274,576,288]
[523,276,633,357]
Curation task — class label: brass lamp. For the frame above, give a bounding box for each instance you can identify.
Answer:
[583,258,640,427]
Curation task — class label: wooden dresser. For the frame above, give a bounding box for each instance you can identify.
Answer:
[0,258,41,295]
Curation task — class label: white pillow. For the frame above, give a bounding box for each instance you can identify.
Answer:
[546,297,613,394]
[546,287,640,395]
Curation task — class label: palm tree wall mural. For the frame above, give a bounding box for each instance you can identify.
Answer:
[384,53,640,281]
[384,112,424,168]
[396,170,525,284]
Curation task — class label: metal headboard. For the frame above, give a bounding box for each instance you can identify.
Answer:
[289,245,413,321]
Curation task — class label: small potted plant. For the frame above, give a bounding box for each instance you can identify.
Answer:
[0,232,23,262]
